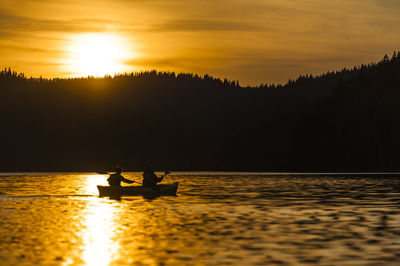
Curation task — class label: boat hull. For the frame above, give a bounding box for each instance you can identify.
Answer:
[97,182,179,197]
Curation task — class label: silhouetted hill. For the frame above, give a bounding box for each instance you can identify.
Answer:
[1,52,399,171]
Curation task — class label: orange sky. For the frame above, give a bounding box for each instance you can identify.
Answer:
[0,0,400,85]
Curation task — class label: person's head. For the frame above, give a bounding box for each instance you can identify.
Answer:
[115,165,122,174]
[144,165,153,174]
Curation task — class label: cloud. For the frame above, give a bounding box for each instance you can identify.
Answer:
[125,55,220,69]
[372,0,400,9]
[126,57,187,67]
[149,18,268,32]
[0,10,115,34]
[0,42,62,53]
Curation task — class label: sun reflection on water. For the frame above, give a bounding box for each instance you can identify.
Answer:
[62,174,121,266]
[81,201,119,266]
[83,174,109,195]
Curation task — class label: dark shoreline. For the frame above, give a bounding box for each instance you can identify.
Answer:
[1,171,400,177]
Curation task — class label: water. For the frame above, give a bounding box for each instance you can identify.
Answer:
[1,173,400,265]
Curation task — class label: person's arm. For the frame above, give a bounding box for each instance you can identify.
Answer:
[156,175,164,183]
[121,176,134,184]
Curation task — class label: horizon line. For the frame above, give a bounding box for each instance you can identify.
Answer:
[1,51,398,87]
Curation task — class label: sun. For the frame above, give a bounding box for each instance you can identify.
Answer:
[64,33,134,77]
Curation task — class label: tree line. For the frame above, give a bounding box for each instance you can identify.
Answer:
[1,51,400,172]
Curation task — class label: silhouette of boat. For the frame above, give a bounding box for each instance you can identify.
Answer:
[97,182,179,197]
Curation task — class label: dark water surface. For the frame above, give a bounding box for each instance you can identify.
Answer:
[1,173,400,265]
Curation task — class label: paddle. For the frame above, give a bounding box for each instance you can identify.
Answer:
[162,170,170,177]
[96,170,109,175]
[159,170,170,182]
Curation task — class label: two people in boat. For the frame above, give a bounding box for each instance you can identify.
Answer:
[107,165,167,190]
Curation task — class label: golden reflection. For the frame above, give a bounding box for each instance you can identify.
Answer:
[83,174,108,195]
[63,175,121,266]
[80,201,119,266]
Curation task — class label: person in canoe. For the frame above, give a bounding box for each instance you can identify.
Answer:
[142,166,168,190]
[107,166,134,187]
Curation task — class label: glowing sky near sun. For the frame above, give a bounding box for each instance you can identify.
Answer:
[64,33,135,77]
[0,0,400,85]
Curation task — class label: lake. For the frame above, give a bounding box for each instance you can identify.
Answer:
[1,173,400,265]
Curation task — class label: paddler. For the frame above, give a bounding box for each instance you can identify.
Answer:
[142,166,167,190]
[107,166,134,187]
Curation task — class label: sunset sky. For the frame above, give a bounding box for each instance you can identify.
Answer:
[1,0,399,85]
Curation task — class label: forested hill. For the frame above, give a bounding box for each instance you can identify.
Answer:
[1,52,400,172]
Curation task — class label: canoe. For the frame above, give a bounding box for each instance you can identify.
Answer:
[97,182,179,197]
